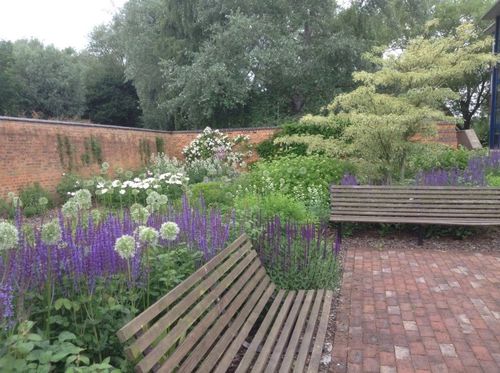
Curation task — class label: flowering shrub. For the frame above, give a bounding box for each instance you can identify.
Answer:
[182,127,251,167]
[95,172,188,207]
[149,153,185,176]
[0,221,18,252]
[186,157,239,183]
[0,195,237,366]
[255,217,341,290]
[415,151,500,186]
[235,155,353,221]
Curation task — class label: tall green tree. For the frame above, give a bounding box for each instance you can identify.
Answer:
[116,0,363,129]
[10,40,85,119]
[82,25,141,127]
[0,41,19,115]
[302,23,496,182]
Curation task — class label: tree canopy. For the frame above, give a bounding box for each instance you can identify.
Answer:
[0,0,497,130]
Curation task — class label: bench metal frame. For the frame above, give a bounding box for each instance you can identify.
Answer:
[330,185,500,245]
[117,234,333,372]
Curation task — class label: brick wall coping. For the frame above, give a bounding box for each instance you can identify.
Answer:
[0,116,278,134]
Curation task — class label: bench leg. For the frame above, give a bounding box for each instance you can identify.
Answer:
[417,225,424,246]
[334,223,342,255]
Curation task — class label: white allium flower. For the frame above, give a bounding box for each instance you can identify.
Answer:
[114,235,136,259]
[74,189,92,210]
[0,221,19,251]
[41,219,61,245]
[119,189,126,195]
[138,226,159,246]
[130,203,150,224]
[112,180,121,188]
[101,188,108,194]
[160,221,180,241]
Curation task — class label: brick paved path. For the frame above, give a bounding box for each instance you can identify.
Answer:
[331,246,500,373]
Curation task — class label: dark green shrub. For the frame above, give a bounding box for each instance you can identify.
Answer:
[280,117,350,139]
[234,192,312,224]
[406,144,478,179]
[236,155,353,222]
[0,198,14,219]
[255,138,278,159]
[56,173,84,202]
[19,183,54,217]
[190,182,233,208]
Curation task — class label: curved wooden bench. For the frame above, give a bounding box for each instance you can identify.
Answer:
[330,185,500,244]
[117,234,333,372]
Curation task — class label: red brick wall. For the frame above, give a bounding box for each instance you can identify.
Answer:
[0,117,457,198]
[0,117,276,198]
[412,122,458,148]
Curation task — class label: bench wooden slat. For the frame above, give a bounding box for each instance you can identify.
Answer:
[331,210,500,218]
[214,283,277,373]
[332,186,500,194]
[156,259,263,372]
[333,185,499,190]
[117,234,250,343]
[266,290,306,372]
[330,215,500,225]
[293,290,325,373]
[135,250,259,372]
[332,201,500,209]
[179,269,269,372]
[280,290,315,373]
[119,233,332,373]
[251,291,296,373]
[198,279,274,372]
[199,277,274,372]
[307,290,333,373]
[235,290,286,373]
[332,195,500,203]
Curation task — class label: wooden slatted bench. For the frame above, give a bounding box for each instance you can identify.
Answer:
[117,234,333,372]
[330,185,500,245]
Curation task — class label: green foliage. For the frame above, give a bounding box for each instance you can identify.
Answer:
[117,0,362,129]
[0,198,14,220]
[304,22,496,183]
[83,26,142,127]
[189,182,233,208]
[138,139,152,166]
[276,115,352,157]
[486,174,500,187]
[235,155,351,221]
[0,41,19,115]
[186,159,239,184]
[81,136,103,166]
[57,134,76,171]
[255,138,279,159]
[406,145,475,177]
[10,39,85,118]
[234,193,312,224]
[155,137,165,154]
[261,238,341,290]
[11,247,199,369]
[0,321,119,372]
[56,174,84,202]
[19,183,53,217]
[240,155,351,198]
[280,116,351,139]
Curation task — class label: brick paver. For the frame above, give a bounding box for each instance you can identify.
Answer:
[331,245,500,373]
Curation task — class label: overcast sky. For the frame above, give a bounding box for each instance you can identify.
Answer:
[0,0,354,51]
[0,0,128,51]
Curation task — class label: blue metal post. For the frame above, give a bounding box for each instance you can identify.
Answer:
[490,16,500,149]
